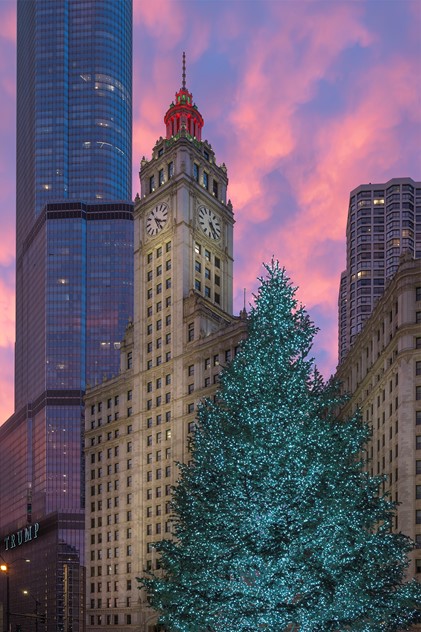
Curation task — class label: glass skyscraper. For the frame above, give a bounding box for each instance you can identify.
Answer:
[0,2,133,630]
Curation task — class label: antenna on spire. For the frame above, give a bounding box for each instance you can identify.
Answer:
[182,51,186,89]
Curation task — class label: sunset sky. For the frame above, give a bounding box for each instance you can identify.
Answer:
[0,0,420,423]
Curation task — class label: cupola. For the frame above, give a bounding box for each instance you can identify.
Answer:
[164,52,204,141]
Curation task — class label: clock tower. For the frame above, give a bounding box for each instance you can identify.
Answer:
[84,55,246,632]
[136,52,233,327]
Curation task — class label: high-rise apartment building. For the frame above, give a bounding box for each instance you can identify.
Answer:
[336,255,421,585]
[338,178,421,364]
[0,2,133,630]
[84,61,247,631]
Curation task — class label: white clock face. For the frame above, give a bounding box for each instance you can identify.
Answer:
[198,206,221,240]
[146,203,169,236]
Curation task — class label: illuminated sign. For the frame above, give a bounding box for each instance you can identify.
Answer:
[3,523,40,551]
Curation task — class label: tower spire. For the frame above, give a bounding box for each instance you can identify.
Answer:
[182,51,186,90]
[163,52,204,141]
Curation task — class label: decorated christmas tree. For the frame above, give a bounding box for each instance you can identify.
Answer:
[139,261,421,631]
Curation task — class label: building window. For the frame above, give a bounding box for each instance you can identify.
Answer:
[187,403,194,414]
[127,352,132,369]
[205,286,211,298]
[188,323,194,342]
[417,386,421,401]
[203,171,208,189]
[195,280,201,291]
[149,175,155,193]
[193,163,199,182]
[215,292,220,304]
[188,364,194,376]
[159,168,164,186]
[416,338,421,349]
[417,461,421,475]
[205,358,210,370]
[195,260,201,273]
[417,361,421,376]
[417,509,421,524]
[168,162,174,179]
[213,180,218,197]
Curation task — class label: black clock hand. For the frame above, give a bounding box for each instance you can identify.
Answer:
[209,220,217,238]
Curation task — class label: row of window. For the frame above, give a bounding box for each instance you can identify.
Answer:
[149,162,174,193]
[89,614,132,626]
[146,241,172,263]
[91,393,131,414]
[146,429,172,445]
[147,374,171,391]
[90,561,130,577]
[90,511,132,529]
[147,315,172,333]
[90,577,132,593]
[194,242,220,267]
[147,413,171,427]
[89,425,132,448]
[147,259,172,280]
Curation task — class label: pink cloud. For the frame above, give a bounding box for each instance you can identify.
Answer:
[0,276,15,424]
[0,2,16,44]
[0,277,15,348]
[0,348,14,425]
[133,0,185,49]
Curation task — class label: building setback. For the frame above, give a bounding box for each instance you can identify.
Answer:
[338,178,421,365]
[84,61,247,631]
[337,256,421,584]
[0,1,133,630]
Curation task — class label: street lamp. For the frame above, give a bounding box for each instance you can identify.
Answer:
[0,557,30,632]
[23,591,40,632]
[0,563,9,632]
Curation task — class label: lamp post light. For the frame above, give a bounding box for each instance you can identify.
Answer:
[0,563,9,632]
[23,591,40,632]
[0,557,31,632]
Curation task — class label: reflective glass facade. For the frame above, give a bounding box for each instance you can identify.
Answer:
[0,2,133,630]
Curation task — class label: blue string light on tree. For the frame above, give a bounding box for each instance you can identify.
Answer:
[138,260,421,632]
